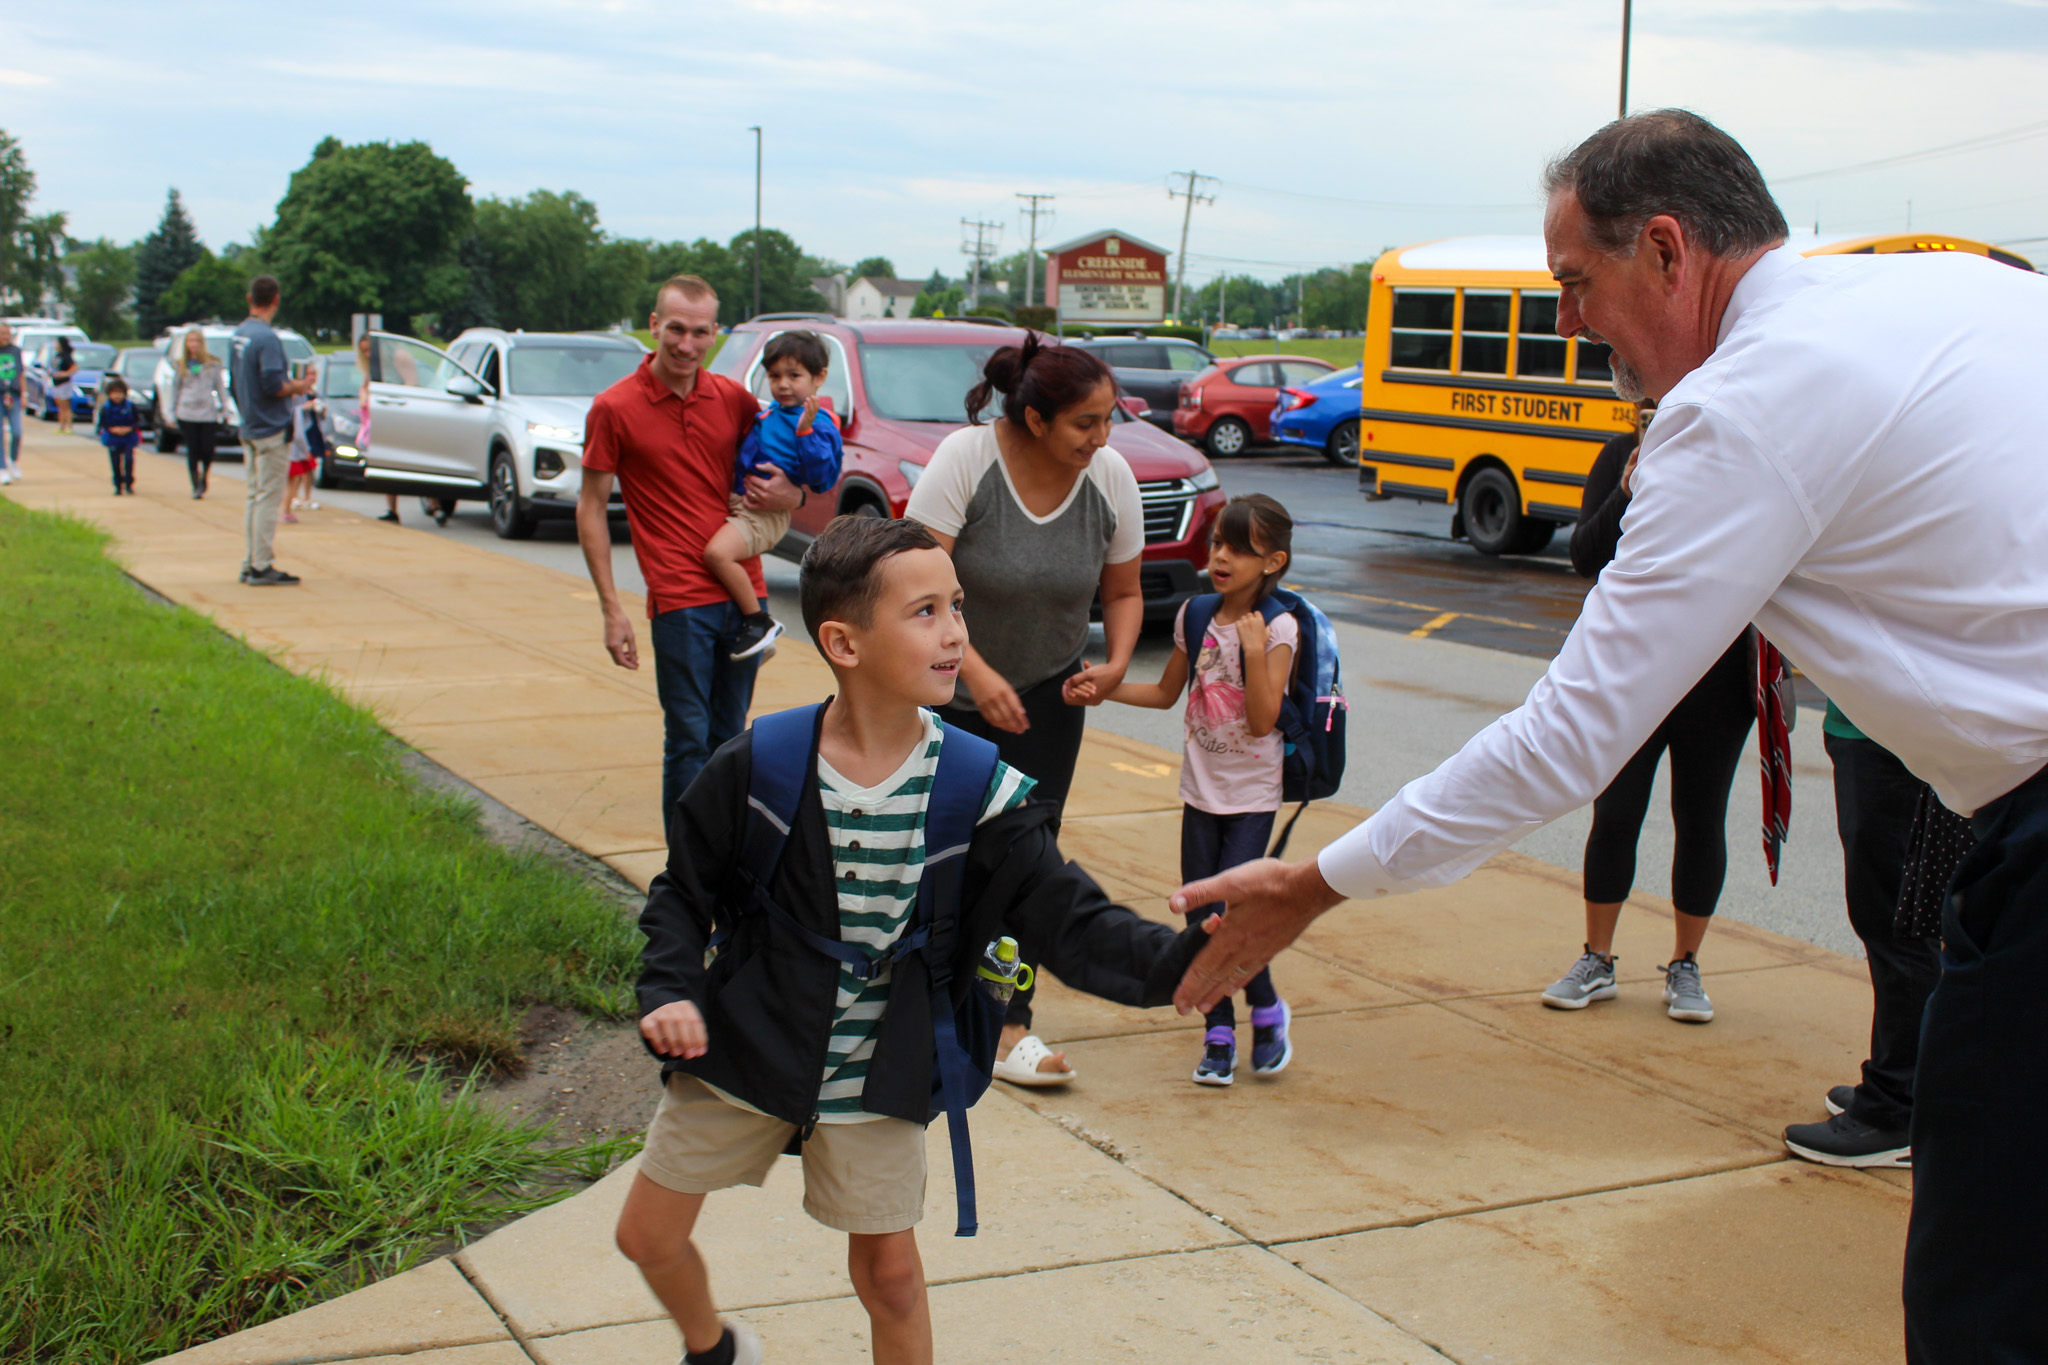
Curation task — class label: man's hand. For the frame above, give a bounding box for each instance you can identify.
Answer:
[640,1000,709,1058]
[1062,659,1127,707]
[1170,857,1346,1015]
[795,395,819,437]
[604,606,640,670]
[742,465,804,512]
[1621,441,1642,494]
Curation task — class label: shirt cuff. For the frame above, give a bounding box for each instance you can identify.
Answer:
[1316,817,1410,901]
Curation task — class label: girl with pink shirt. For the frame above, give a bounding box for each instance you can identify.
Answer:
[1104,494,1298,1086]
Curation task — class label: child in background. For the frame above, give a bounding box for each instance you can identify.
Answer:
[284,379,323,523]
[709,330,843,662]
[1102,493,1300,1086]
[96,377,141,495]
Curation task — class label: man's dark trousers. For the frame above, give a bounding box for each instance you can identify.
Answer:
[651,602,758,830]
[1826,733,1941,1132]
[1904,762,2048,1362]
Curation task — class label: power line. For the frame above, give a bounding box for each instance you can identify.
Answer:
[959,217,1002,312]
[1771,116,2048,186]
[1016,193,1054,308]
[1211,177,1535,212]
[1168,170,1217,321]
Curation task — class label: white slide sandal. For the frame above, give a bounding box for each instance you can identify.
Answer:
[991,1033,1075,1087]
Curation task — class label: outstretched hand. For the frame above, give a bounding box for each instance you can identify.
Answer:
[640,1000,708,1059]
[1170,857,1345,1015]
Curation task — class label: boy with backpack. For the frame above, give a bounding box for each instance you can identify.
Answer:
[616,514,1206,1365]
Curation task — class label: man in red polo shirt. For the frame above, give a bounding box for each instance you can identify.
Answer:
[578,274,802,825]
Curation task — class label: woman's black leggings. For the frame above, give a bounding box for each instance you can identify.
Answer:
[942,659,1088,1028]
[182,420,217,489]
[1582,632,1754,917]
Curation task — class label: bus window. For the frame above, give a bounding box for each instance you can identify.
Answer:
[1575,340,1614,385]
[1390,290,1454,371]
[1517,293,1567,378]
[1460,291,1511,374]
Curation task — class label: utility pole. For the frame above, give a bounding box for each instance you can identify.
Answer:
[748,126,763,318]
[1618,0,1632,120]
[1168,171,1216,321]
[1016,193,1054,307]
[960,217,1002,313]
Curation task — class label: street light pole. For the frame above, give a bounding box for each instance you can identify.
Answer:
[748,125,762,319]
[1618,0,1633,120]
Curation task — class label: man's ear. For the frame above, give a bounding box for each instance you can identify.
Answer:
[817,620,859,669]
[1642,214,1689,292]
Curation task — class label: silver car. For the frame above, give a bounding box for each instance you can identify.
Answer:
[351,328,645,538]
[151,323,316,454]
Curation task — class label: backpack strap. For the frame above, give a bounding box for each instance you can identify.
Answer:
[710,704,828,959]
[921,722,1000,1236]
[1180,592,1224,657]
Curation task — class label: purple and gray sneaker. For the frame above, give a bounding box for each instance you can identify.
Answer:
[1250,1000,1293,1075]
[1192,1026,1236,1086]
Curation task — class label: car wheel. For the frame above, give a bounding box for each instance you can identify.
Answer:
[155,421,180,454]
[1205,417,1251,459]
[489,450,538,540]
[847,499,884,518]
[1459,466,1533,557]
[1324,418,1361,467]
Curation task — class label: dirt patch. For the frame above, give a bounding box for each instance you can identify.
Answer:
[478,1003,663,1144]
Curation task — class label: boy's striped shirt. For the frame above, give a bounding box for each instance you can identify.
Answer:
[812,709,1033,1121]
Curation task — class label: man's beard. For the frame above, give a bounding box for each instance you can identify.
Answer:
[1609,352,1647,403]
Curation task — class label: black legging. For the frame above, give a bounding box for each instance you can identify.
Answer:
[182,420,217,491]
[942,659,1087,1027]
[1582,632,1754,916]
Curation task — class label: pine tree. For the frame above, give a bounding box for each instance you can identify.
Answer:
[133,189,204,339]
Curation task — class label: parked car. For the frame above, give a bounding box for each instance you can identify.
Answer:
[320,328,645,536]
[25,339,116,421]
[1172,354,1336,457]
[151,323,317,454]
[310,351,365,488]
[1066,334,1215,430]
[113,345,166,430]
[709,314,1225,620]
[1270,363,1364,466]
[6,318,87,374]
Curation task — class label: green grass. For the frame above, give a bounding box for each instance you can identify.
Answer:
[1208,337,1364,367]
[0,503,646,1364]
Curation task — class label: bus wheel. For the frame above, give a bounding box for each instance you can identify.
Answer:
[1460,466,1529,556]
[1324,418,1360,467]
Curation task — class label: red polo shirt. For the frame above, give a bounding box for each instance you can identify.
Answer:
[583,357,763,617]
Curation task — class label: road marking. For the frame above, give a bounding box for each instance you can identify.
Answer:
[1285,581,1568,637]
[1409,612,1461,639]
[1111,761,1176,779]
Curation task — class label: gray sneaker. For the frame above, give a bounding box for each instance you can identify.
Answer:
[1542,948,1618,1010]
[1663,957,1714,1023]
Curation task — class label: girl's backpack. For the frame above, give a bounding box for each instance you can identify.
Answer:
[1180,585,1349,856]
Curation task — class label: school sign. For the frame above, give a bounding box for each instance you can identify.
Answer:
[1045,230,1170,326]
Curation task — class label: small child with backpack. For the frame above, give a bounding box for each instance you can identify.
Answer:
[1099,493,1347,1087]
[619,513,1204,1365]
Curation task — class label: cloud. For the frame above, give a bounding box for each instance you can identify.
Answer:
[1674,0,2048,54]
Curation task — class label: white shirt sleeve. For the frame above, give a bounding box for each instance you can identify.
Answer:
[1317,402,1821,899]
[1098,447,1146,565]
[904,426,993,538]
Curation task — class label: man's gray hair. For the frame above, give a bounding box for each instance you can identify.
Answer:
[1543,109,1788,259]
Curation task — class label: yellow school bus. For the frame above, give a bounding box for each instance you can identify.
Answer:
[1356,230,2036,555]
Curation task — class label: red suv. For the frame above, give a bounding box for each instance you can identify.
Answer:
[709,316,1226,619]
[1173,354,1336,458]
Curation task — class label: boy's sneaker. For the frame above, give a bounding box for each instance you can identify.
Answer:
[1784,1112,1912,1168]
[1825,1084,1857,1117]
[1250,1000,1293,1075]
[1193,1027,1236,1086]
[729,613,783,661]
[681,1319,763,1365]
[245,566,302,587]
[1542,948,1618,1010]
[1663,956,1714,1022]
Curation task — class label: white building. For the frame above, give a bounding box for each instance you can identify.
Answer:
[844,277,924,319]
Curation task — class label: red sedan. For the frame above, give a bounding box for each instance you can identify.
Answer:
[1173,354,1336,457]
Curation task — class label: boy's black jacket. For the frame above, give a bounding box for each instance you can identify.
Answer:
[638,721,1208,1127]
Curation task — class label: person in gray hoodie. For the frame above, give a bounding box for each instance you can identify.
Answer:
[168,328,229,498]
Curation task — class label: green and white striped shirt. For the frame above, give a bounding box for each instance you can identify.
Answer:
[812,710,1033,1122]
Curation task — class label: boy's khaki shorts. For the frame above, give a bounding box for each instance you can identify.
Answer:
[724,494,792,561]
[640,1073,927,1234]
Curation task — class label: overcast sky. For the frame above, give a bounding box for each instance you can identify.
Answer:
[4,0,2046,285]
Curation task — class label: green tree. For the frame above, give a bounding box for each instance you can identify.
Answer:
[911,286,964,318]
[66,238,135,338]
[0,131,66,314]
[923,269,949,293]
[158,250,252,325]
[133,189,205,338]
[459,190,638,333]
[727,227,828,322]
[265,136,472,335]
[1299,263,1374,332]
[849,255,896,281]
[627,237,743,321]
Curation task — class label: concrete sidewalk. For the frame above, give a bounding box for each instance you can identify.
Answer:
[6,430,1907,1363]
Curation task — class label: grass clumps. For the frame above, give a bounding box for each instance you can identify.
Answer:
[0,503,646,1363]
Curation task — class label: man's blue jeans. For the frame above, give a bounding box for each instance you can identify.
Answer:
[651,602,760,833]
[0,397,21,467]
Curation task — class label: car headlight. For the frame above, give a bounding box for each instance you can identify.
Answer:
[528,421,580,442]
[1188,467,1220,492]
[898,459,925,488]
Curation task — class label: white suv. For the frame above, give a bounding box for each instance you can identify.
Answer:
[349,328,646,538]
[151,322,316,453]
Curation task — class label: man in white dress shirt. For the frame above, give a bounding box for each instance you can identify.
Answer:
[1171,110,2048,1360]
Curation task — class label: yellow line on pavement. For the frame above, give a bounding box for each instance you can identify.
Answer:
[1286,581,1565,635]
[1409,611,1461,638]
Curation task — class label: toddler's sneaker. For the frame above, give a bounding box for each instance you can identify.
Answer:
[1250,1000,1293,1075]
[730,612,784,661]
[1192,1026,1236,1086]
[1663,955,1714,1023]
[681,1319,763,1365]
[1542,947,1618,1010]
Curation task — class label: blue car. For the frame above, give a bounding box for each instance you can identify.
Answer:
[26,339,116,421]
[1269,363,1363,466]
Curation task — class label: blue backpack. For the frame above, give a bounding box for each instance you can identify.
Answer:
[729,704,1003,1236]
[1181,586,1349,857]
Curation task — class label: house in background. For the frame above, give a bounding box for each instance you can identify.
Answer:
[844,277,923,319]
[809,273,847,315]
